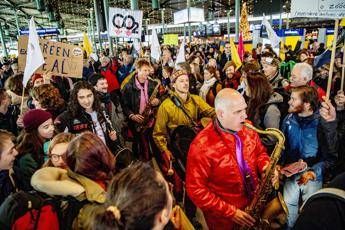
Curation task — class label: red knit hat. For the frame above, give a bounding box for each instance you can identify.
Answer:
[31,73,43,84]
[23,109,52,131]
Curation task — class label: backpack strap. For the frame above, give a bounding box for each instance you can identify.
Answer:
[169,95,198,127]
[300,188,345,211]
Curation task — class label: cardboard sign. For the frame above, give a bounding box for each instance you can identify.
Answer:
[163,34,179,46]
[108,7,143,39]
[291,0,345,19]
[18,36,83,78]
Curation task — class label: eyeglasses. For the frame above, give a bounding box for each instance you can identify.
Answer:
[49,154,65,162]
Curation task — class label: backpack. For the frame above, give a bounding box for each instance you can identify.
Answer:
[0,190,87,230]
[258,88,290,129]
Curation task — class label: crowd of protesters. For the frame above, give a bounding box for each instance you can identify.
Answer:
[0,37,344,230]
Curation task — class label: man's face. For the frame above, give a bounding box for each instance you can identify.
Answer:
[225,66,235,79]
[224,44,231,55]
[262,63,277,78]
[1,92,11,109]
[335,58,342,69]
[173,75,189,94]
[218,96,248,131]
[290,67,308,87]
[137,65,151,82]
[95,79,108,93]
[288,91,305,114]
[0,139,18,170]
[77,88,94,112]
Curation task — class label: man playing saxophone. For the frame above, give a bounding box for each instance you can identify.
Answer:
[186,88,279,229]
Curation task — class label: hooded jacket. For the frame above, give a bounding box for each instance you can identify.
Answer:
[31,167,106,230]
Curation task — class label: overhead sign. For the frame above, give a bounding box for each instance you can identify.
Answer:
[163,34,179,45]
[173,8,205,24]
[20,28,60,36]
[291,0,345,19]
[18,36,83,78]
[108,7,143,39]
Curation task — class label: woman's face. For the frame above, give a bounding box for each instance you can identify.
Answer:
[33,78,44,88]
[50,142,68,168]
[204,69,213,80]
[38,118,54,140]
[77,89,94,112]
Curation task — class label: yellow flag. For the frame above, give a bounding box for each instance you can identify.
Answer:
[279,40,285,61]
[230,38,242,70]
[83,32,92,56]
[340,18,345,27]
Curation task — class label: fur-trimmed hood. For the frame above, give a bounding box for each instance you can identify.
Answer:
[31,167,106,203]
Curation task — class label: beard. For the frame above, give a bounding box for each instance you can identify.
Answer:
[288,104,304,114]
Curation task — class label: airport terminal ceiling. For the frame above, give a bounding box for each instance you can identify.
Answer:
[0,0,335,40]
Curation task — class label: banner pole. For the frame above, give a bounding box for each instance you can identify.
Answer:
[326,19,339,100]
[341,39,345,92]
[20,86,25,115]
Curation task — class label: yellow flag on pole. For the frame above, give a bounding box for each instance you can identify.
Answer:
[230,38,242,70]
[340,18,345,27]
[83,32,92,56]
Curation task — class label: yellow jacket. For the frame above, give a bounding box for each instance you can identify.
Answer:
[153,93,215,152]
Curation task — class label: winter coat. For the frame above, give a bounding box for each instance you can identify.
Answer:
[186,119,270,230]
[31,167,106,230]
[281,112,338,181]
[54,109,120,153]
[120,75,158,118]
[100,60,120,93]
[0,105,19,135]
[0,170,16,205]
[153,92,215,153]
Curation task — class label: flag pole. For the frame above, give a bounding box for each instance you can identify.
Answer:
[326,19,339,100]
[20,87,25,114]
[341,39,345,92]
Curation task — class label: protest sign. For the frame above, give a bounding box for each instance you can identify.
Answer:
[163,34,179,46]
[108,7,143,39]
[18,36,83,78]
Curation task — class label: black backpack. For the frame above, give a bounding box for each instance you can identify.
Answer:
[258,88,290,129]
[0,190,87,230]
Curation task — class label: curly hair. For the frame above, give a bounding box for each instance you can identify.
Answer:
[68,81,102,117]
[31,84,65,113]
[4,73,28,96]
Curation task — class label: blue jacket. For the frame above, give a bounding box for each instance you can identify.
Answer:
[281,112,338,181]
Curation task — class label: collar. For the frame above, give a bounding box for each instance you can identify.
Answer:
[214,118,237,135]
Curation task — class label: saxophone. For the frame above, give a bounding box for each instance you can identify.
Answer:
[137,78,161,132]
[239,122,288,230]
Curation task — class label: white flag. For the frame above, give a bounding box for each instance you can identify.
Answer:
[262,15,280,48]
[150,29,161,62]
[175,39,185,66]
[23,17,45,87]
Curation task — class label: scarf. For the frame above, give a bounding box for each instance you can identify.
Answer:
[135,76,149,114]
[199,77,217,100]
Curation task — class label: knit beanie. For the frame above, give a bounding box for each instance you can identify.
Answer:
[23,109,52,131]
[170,69,188,83]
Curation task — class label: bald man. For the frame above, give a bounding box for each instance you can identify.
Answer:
[186,88,270,230]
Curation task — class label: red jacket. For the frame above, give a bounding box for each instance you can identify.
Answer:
[100,59,120,92]
[186,120,270,230]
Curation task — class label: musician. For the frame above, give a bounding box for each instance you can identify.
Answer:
[54,81,119,152]
[121,59,160,161]
[153,69,215,220]
[186,88,272,230]
[153,69,215,172]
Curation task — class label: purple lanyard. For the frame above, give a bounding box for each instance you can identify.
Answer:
[234,133,254,200]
